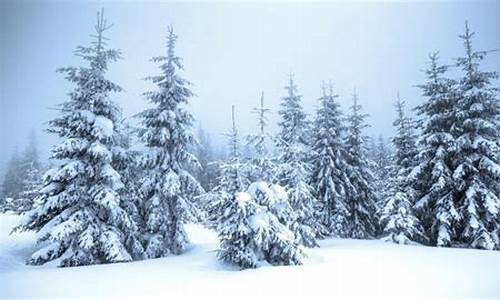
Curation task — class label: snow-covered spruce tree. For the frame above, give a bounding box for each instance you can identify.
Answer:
[10,164,44,214]
[452,22,500,250]
[216,190,304,269]
[15,11,137,266]
[412,52,459,247]
[1,131,41,210]
[380,95,424,244]
[310,83,350,237]
[246,92,277,183]
[368,135,394,236]
[344,90,377,238]
[137,26,203,259]
[276,76,321,245]
[216,107,304,269]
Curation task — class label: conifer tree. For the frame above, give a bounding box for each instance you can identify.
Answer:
[216,106,304,269]
[310,83,350,237]
[1,131,41,209]
[380,95,424,244]
[9,164,43,214]
[1,150,23,202]
[369,135,393,235]
[16,10,136,266]
[200,106,249,229]
[137,26,203,258]
[344,90,377,238]
[413,52,459,247]
[452,22,500,250]
[277,76,321,245]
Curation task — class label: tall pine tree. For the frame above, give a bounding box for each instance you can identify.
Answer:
[344,90,377,238]
[16,10,136,266]
[277,76,320,246]
[413,52,459,247]
[137,26,203,258]
[311,83,350,237]
[453,22,500,250]
[380,95,424,244]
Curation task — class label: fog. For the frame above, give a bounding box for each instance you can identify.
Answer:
[1,0,499,169]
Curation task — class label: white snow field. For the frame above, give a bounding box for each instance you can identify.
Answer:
[1,213,499,300]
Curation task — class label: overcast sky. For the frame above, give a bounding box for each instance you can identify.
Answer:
[1,0,499,169]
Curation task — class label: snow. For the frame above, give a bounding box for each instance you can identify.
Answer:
[92,115,114,140]
[1,213,500,299]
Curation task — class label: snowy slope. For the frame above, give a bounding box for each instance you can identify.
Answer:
[1,213,499,300]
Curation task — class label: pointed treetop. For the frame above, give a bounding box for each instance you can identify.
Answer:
[286,73,298,96]
[91,8,113,52]
[167,25,177,58]
[395,92,405,119]
[232,105,237,134]
[252,91,270,135]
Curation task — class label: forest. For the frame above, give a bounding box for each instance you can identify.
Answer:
[1,9,499,272]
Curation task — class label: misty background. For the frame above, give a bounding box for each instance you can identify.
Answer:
[1,0,499,173]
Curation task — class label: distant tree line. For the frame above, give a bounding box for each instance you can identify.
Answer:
[2,10,499,269]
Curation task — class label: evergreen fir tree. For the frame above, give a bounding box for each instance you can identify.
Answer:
[453,22,500,250]
[203,106,249,228]
[216,191,304,269]
[310,83,350,237]
[413,52,459,247]
[276,76,321,245]
[1,150,23,202]
[9,164,43,214]
[369,135,394,235]
[15,10,136,266]
[380,95,424,244]
[1,131,41,210]
[216,106,304,269]
[6,131,44,214]
[137,26,203,258]
[344,90,377,238]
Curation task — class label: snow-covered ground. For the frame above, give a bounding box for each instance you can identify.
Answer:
[1,213,499,300]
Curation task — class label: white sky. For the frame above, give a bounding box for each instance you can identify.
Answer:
[1,0,499,168]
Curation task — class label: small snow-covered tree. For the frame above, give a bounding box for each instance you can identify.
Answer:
[10,164,44,214]
[380,95,424,244]
[452,22,500,250]
[344,90,377,238]
[202,106,250,228]
[1,150,24,206]
[216,191,297,269]
[412,52,459,247]
[15,10,136,267]
[137,26,203,258]
[216,190,304,269]
[310,83,350,237]
[1,131,41,209]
